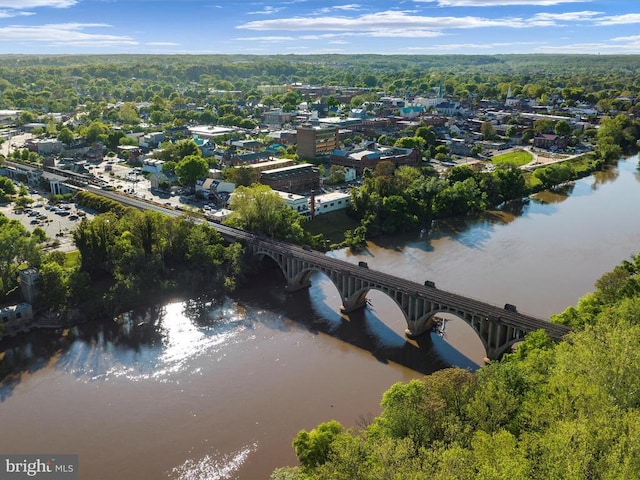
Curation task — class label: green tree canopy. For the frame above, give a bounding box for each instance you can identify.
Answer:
[223,166,259,187]
[225,184,308,243]
[57,126,74,145]
[554,119,571,136]
[175,155,209,187]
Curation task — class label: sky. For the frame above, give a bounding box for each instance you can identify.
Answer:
[0,0,639,55]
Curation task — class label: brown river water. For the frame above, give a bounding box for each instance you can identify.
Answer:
[1,156,639,479]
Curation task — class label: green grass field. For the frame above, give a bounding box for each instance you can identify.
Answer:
[304,209,359,245]
[64,249,80,268]
[490,150,533,167]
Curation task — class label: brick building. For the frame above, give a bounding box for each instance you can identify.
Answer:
[259,163,320,194]
[296,123,338,159]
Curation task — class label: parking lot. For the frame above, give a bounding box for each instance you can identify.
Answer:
[88,160,192,209]
[0,190,94,252]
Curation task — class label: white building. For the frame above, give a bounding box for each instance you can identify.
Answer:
[188,125,236,140]
[311,191,351,216]
[139,131,165,149]
[0,303,34,338]
[196,178,235,199]
[274,190,311,217]
[208,208,232,223]
[142,158,165,174]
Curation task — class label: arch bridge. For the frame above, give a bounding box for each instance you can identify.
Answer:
[214,225,571,360]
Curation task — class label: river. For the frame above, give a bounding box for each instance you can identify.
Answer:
[1,156,639,479]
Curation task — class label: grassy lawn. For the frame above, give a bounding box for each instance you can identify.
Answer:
[490,150,533,167]
[64,249,80,268]
[304,209,359,245]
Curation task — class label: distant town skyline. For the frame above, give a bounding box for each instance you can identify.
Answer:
[1,0,639,56]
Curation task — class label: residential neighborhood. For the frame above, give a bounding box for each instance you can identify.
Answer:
[1,74,612,230]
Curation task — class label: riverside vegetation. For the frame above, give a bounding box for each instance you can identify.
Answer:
[271,253,640,479]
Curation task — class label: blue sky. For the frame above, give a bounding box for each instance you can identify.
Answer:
[0,0,639,55]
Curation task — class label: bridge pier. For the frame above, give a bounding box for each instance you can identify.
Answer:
[284,279,311,293]
[404,316,434,339]
[340,298,367,313]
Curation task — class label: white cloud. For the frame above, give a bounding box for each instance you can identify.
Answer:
[417,0,590,6]
[407,41,540,51]
[0,10,34,18]
[238,10,527,32]
[235,36,296,42]
[532,11,602,22]
[0,23,137,47]
[595,14,640,26]
[247,6,285,15]
[611,35,640,42]
[145,41,180,46]
[0,0,77,8]
[364,29,443,38]
[536,41,640,54]
[524,10,603,27]
[316,4,363,14]
[332,4,363,11]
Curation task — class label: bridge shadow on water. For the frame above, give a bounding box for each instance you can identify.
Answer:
[235,268,481,376]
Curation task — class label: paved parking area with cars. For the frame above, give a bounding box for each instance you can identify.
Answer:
[0,189,94,252]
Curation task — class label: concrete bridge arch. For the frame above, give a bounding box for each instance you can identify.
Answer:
[241,236,570,361]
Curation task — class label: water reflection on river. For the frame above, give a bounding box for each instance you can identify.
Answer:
[1,156,639,479]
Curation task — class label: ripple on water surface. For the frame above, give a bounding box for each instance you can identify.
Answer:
[168,443,258,480]
[80,299,252,383]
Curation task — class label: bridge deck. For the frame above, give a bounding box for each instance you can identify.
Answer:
[213,223,571,341]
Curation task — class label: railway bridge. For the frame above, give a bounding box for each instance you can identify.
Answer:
[214,225,570,360]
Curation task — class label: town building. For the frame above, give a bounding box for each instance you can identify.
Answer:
[257,85,288,95]
[0,109,21,125]
[533,134,569,150]
[330,144,420,175]
[259,163,320,194]
[0,303,34,338]
[188,125,236,140]
[264,109,293,127]
[196,178,235,201]
[244,158,295,174]
[139,131,165,149]
[149,171,174,190]
[228,151,270,166]
[296,124,339,159]
[192,136,216,157]
[25,138,64,156]
[310,191,351,217]
[266,130,297,145]
[274,190,311,217]
[230,139,262,151]
[141,158,165,174]
[20,267,40,304]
